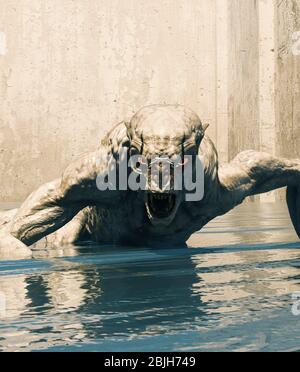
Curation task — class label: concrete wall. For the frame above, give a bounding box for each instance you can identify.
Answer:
[228,0,260,160]
[228,0,278,201]
[227,0,300,202]
[0,0,228,202]
[227,0,300,159]
[275,0,300,159]
[1,0,300,203]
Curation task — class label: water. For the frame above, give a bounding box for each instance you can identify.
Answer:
[1,202,300,352]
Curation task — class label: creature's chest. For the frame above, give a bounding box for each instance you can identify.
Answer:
[87,202,142,244]
[87,200,210,245]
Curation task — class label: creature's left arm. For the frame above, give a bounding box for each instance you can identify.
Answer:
[218,150,300,237]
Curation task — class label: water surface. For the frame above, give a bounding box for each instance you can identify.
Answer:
[0,202,300,352]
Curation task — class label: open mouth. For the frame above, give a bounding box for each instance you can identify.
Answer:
[147,193,177,219]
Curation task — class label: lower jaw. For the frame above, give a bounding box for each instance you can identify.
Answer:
[145,204,177,227]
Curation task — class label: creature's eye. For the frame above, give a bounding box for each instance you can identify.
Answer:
[176,157,189,167]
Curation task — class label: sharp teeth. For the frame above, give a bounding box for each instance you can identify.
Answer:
[150,194,173,200]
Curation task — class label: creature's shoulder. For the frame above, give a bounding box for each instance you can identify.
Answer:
[199,135,219,180]
[100,121,130,156]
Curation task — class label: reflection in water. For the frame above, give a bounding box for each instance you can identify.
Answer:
[0,202,300,351]
[0,276,30,319]
[45,270,89,311]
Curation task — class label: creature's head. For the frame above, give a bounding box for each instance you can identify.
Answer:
[126,105,209,227]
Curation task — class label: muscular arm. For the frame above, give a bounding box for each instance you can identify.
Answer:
[219,150,300,237]
[10,179,84,246]
[10,148,117,246]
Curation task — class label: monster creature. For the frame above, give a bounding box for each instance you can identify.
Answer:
[1,105,300,257]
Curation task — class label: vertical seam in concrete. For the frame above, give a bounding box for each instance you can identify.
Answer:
[215,0,229,162]
[214,0,218,150]
[258,0,276,202]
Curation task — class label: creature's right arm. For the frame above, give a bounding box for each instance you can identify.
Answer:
[9,148,115,246]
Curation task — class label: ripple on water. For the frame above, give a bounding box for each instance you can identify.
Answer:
[0,202,300,351]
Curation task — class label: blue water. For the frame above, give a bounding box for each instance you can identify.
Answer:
[1,202,300,352]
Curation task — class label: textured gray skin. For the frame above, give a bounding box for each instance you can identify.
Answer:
[1,105,300,255]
